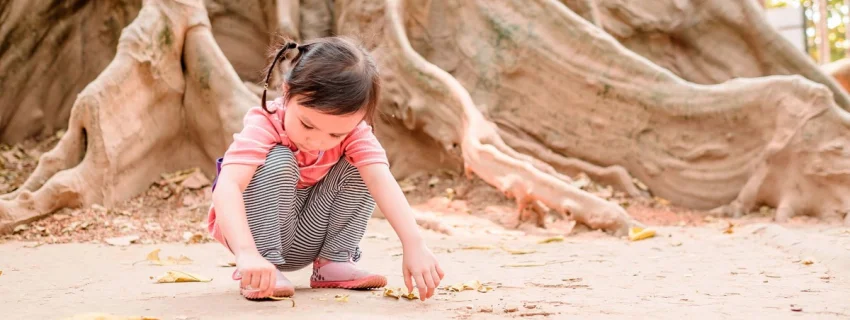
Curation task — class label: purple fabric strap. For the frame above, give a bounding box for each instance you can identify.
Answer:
[211,157,223,192]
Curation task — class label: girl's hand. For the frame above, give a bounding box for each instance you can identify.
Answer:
[235,252,278,298]
[402,241,445,301]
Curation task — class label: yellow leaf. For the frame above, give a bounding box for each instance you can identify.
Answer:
[335,294,349,302]
[628,227,656,241]
[0,270,3,276]
[146,249,161,263]
[802,258,815,265]
[153,270,212,283]
[63,313,159,320]
[400,288,419,300]
[383,287,400,299]
[537,236,564,244]
[146,249,192,266]
[461,245,493,250]
[383,287,418,300]
[269,296,296,307]
[501,247,536,255]
[723,221,735,234]
[218,260,236,267]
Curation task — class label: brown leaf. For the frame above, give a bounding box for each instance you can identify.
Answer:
[105,235,140,246]
[501,247,536,255]
[218,260,236,267]
[790,305,803,312]
[723,222,735,234]
[537,236,564,244]
[801,258,815,265]
[504,306,519,313]
[461,245,493,250]
[269,296,296,307]
[183,232,204,244]
[152,270,212,283]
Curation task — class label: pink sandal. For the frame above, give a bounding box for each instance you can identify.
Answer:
[233,269,295,299]
[309,258,387,289]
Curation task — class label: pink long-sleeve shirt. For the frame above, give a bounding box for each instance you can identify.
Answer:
[207,98,388,236]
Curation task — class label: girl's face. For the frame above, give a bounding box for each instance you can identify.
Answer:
[283,95,365,152]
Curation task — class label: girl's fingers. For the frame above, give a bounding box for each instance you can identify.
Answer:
[430,268,442,291]
[241,272,252,289]
[413,273,427,301]
[436,263,445,279]
[403,267,413,293]
[423,270,436,298]
[250,271,261,291]
[259,271,271,296]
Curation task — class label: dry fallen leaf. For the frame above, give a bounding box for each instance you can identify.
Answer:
[0,270,3,276]
[501,247,536,255]
[383,287,400,299]
[504,306,519,313]
[383,287,419,300]
[105,235,140,246]
[628,227,656,241]
[218,260,237,267]
[335,294,350,302]
[801,258,815,265]
[182,232,204,244]
[146,249,193,266]
[670,240,683,247]
[723,221,735,234]
[537,236,564,244]
[461,245,493,250]
[653,196,671,206]
[790,305,803,312]
[152,270,212,283]
[445,280,494,293]
[63,313,159,320]
[269,296,296,307]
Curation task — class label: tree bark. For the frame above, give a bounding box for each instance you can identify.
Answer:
[3,0,850,235]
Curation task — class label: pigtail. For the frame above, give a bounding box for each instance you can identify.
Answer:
[261,42,298,114]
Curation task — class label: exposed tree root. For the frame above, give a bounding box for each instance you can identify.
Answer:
[377,0,640,235]
[0,0,253,233]
[564,0,850,111]
[355,0,850,223]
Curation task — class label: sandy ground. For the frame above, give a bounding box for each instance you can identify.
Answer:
[2,215,849,320]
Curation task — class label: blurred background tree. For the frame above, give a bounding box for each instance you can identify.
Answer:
[766,0,850,63]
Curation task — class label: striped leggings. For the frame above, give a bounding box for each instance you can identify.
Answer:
[237,145,375,271]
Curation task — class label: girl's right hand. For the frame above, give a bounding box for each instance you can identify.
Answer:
[235,252,278,297]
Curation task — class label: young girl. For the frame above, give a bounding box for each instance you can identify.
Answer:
[208,37,444,301]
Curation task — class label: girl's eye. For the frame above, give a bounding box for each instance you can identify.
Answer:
[301,121,314,129]
[330,134,343,139]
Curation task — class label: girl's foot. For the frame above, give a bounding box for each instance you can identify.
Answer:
[310,258,387,289]
[233,269,295,300]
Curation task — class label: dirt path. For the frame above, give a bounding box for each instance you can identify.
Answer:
[2,215,849,320]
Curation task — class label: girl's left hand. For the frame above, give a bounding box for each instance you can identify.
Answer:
[402,241,445,301]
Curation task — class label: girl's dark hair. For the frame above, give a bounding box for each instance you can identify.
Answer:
[261,36,381,125]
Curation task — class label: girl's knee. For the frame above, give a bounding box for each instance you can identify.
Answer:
[249,145,299,185]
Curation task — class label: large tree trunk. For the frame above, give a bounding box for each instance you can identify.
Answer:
[3,0,850,235]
